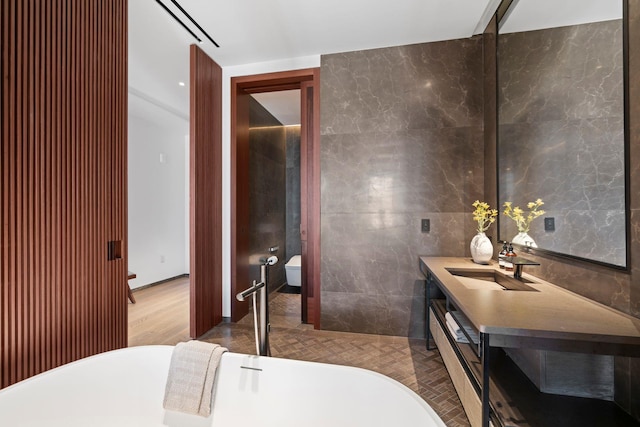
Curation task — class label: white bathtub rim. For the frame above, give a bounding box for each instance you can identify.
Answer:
[0,345,447,427]
[0,345,172,393]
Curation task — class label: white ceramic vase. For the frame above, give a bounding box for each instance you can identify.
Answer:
[512,232,537,248]
[470,232,493,264]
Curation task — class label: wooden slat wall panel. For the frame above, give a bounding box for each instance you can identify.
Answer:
[189,45,223,337]
[0,0,128,389]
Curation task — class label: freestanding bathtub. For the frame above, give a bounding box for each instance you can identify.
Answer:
[0,345,446,426]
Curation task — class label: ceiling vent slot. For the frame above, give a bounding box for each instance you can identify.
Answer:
[154,0,220,47]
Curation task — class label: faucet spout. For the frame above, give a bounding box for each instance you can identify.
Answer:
[512,257,540,280]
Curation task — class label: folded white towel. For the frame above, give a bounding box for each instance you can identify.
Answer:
[445,317,469,343]
[444,311,480,344]
[163,341,228,417]
[444,312,461,335]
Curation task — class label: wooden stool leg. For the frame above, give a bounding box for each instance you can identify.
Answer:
[127,284,136,304]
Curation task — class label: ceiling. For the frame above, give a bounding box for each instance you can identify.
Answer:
[128,0,499,124]
[500,0,622,34]
[251,90,301,126]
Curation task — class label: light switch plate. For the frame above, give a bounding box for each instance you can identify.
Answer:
[544,217,555,231]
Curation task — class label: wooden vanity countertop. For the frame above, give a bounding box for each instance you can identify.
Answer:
[420,257,640,346]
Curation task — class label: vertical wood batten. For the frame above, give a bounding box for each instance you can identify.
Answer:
[17,0,26,383]
[27,0,36,378]
[1,0,128,389]
[1,0,6,387]
[33,0,42,376]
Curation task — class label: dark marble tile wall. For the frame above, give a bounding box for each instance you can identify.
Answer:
[498,20,626,266]
[320,38,484,337]
[285,126,301,264]
[249,97,286,292]
[626,0,640,419]
[627,0,640,318]
[499,21,623,123]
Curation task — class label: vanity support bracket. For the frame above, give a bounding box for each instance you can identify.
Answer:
[425,270,448,351]
[425,272,436,350]
[481,332,491,427]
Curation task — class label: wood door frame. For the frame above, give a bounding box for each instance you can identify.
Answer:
[230,68,321,327]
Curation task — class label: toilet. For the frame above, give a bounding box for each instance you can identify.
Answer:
[285,255,301,287]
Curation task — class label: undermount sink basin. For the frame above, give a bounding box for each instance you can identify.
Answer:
[446,268,538,292]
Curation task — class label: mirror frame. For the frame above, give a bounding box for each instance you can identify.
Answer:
[495,0,631,271]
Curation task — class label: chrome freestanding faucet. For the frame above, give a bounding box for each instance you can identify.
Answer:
[236,255,278,356]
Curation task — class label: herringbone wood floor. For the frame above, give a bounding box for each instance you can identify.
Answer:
[128,279,470,426]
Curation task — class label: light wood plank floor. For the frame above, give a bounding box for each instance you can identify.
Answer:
[128,276,191,347]
[127,277,470,427]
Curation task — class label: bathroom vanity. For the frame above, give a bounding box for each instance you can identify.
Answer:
[420,257,640,427]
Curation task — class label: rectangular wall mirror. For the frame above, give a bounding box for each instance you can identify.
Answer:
[497,0,629,269]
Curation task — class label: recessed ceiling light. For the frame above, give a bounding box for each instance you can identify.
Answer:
[178,82,186,87]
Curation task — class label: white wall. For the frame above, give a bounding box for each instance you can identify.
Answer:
[221,55,321,316]
[184,135,190,274]
[128,95,189,289]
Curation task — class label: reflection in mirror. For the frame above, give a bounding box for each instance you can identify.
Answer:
[498,0,627,267]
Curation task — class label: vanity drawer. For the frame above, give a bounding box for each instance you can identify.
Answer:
[430,308,483,427]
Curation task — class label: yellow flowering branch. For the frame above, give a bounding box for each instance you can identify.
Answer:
[472,200,498,233]
[503,199,545,233]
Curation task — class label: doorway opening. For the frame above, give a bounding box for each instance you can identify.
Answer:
[231,68,321,328]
